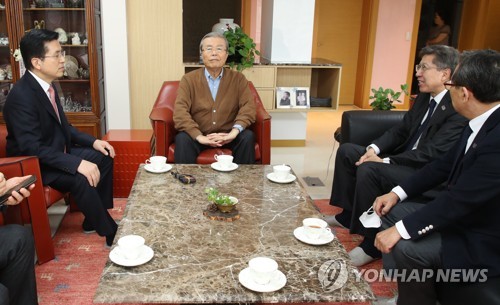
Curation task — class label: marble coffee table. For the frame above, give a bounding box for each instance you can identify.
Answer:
[94,164,374,303]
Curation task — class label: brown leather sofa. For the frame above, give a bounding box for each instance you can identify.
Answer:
[149,81,271,164]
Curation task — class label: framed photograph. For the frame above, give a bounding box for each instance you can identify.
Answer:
[294,87,310,108]
[276,87,295,109]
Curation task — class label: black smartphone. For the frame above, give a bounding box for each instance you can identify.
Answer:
[0,175,37,205]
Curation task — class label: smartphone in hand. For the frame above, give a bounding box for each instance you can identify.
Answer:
[0,175,37,205]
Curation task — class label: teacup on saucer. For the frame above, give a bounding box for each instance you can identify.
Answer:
[267,172,296,183]
[248,257,278,285]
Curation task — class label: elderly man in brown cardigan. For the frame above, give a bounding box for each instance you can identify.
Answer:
[173,32,256,164]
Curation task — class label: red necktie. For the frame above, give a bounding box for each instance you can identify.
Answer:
[48,86,61,122]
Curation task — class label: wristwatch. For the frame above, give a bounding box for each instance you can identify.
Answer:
[233,124,244,133]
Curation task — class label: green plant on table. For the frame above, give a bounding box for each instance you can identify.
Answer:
[369,84,409,110]
[205,187,234,206]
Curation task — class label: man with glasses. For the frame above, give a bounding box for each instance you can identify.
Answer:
[374,49,500,305]
[173,32,256,164]
[3,29,118,248]
[326,45,467,266]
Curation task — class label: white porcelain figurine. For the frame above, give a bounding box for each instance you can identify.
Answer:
[72,33,81,45]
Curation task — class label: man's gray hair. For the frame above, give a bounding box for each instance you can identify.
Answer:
[199,32,229,53]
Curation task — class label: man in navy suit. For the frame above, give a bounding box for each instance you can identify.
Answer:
[0,173,37,305]
[326,45,467,266]
[374,49,500,305]
[3,29,117,247]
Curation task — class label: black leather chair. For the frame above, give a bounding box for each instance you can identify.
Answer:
[334,110,406,145]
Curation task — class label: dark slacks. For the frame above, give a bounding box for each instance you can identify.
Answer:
[49,147,117,237]
[174,130,255,164]
[330,143,417,237]
[382,202,442,305]
[0,225,38,305]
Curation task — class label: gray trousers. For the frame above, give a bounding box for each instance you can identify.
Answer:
[381,202,442,305]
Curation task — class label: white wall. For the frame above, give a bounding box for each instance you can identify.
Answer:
[260,0,315,63]
[101,0,131,129]
[271,113,308,140]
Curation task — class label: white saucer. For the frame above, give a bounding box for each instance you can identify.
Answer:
[144,163,172,174]
[293,226,335,245]
[238,268,287,293]
[266,173,297,184]
[109,245,154,267]
[210,162,239,172]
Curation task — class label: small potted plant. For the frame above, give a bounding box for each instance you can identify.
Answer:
[223,26,260,72]
[369,84,409,110]
[205,187,238,213]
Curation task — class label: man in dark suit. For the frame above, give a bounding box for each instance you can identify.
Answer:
[0,173,38,305]
[326,45,467,266]
[3,29,117,247]
[374,49,500,305]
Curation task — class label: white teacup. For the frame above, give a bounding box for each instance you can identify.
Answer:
[214,154,233,168]
[273,164,291,180]
[117,235,145,260]
[248,257,278,285]
[146,156,167,170]
[302,218,331,240]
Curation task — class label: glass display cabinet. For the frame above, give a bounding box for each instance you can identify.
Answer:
[0,0,105,137]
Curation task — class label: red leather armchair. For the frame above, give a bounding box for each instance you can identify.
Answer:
[0,124,65,264]
[149,81,271,164]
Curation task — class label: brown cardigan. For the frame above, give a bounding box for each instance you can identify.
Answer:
[173,68,256,139]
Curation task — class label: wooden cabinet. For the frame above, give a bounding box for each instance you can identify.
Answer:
[184,59,342,112]
[0,0,105,138]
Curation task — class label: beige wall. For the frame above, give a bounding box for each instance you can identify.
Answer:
[126,0,184,129]
[312,0,363,105]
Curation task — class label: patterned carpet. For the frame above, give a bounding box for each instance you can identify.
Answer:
[34,199,396,305]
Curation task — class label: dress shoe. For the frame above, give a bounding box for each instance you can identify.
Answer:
[348,246,377,266]
[82,218,96,234]
[105,232,116,249]
[323,215,347,228]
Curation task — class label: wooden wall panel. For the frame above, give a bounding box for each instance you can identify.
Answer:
[458,0,488,50]
[484,0,500,51]
[127,0,184,129]
[353,0,379,108]
[312,0,363,105]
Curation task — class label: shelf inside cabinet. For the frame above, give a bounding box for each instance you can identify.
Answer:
[61,44,88,47]
[24,8,85,11]
[58,79,90,83]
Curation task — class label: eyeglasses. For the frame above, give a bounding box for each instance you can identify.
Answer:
[43,50,66,60]
[415,63,438,72]
[202,47,226,54]
[443,81,463,90]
